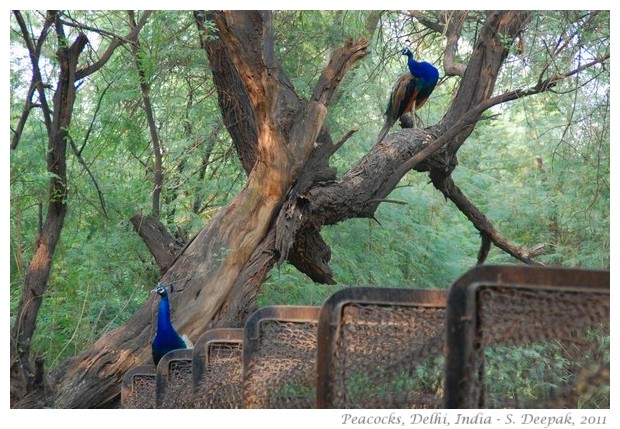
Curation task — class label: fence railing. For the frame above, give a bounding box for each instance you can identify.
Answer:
[121,265,609,409]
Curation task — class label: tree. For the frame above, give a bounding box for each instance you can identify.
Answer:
[10,10,609,408]
[9,9,150,406]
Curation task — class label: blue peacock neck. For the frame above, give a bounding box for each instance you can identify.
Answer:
[404,51,438,82]
[157,293,174,332]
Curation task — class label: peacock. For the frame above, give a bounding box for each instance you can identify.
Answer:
[376,47,439,144]
[151,284,189,366]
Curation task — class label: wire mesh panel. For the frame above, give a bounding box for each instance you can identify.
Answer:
[192,328,244,408]
[156,349,194,408]
[243,306,321,408]
[316,287,448,409]
[121,365,156,409]
[444,265,610,409]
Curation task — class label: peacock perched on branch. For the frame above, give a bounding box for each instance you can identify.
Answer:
[151,284,190,366]
[376,47,439,144]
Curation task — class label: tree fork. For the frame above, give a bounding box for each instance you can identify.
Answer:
[11,20,87,405]
[266,11,534,284]
[10,10,151,408]
[47,11,368,408]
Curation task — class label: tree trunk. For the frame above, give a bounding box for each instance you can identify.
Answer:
[48,10,369,408]
[45,10,532,408]
[10,10,151,407]
[128,10,165,218]
[10,26,87,406]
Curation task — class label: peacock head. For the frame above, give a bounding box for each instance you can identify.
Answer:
[401,47,412,57]
[153,284,168,297]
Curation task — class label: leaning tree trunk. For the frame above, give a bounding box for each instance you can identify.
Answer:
[49,10,368,408]
[47,10,531,408]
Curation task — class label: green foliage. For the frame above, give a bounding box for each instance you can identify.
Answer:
[10,10,609,378]
[484,332,609,408]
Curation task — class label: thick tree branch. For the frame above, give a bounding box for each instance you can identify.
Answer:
[311,38,369,106]
[272,11,533,281]
[130,213,183,273]
[210,11,289,128]
[442,11,468,77]
[195,11,258,173]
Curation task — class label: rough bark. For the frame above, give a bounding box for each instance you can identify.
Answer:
[195,11,258,173]
[48,10,368,408]
[130,213,183,273]
[38,10,605,409]
[11,14,87,405]
[10,10,151,407]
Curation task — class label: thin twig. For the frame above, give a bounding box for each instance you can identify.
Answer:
[68,135,109,218]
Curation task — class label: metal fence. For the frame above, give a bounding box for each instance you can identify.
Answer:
[192,328,244,408]
[444,265,610,408]
[243,306,321,408]
[316,287,448,408]
[155,349,194,408]
[121,365,156,409]
[121,265,609,409]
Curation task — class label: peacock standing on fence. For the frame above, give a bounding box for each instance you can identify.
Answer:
[151,284,189,366]
[376,47,439,144]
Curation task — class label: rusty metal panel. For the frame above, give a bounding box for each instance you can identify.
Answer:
[192,328,244,408]
[121,365,156,409]
[243,306,321,408]
[316,287,448,409]
[155,349,194,408]
[444,265,610,409]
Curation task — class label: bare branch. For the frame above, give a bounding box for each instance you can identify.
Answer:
[442,11,468,77]
[388,51,610,182]
[331,128,359,155]
[76,10,152,79]
[407,10,445,33]
[128,10,163,218]
[430,173,544,265]
[539,12,602,81]
[11,80,38,150]
[11,11,54,148]
[59,15,130,41]
[67,135,108,219]
[79,80,112,155]
[130,213,182,273]
[311,38,369,106]
[477,233,492,265]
